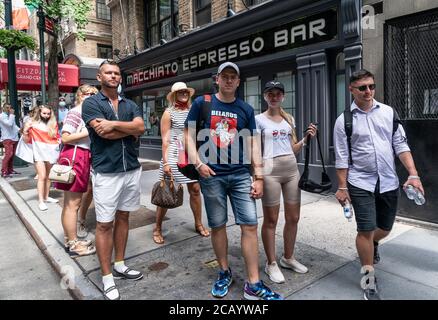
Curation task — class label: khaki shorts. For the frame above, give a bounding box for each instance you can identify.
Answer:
[92,167,142,223]
[262,154,301,207]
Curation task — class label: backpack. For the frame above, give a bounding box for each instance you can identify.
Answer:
[344,107,401,165]
[177,95,211,180]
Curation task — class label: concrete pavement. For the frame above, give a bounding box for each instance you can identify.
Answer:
[1,160,437,300]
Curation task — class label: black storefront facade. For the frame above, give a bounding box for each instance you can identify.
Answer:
[119,0,363,188]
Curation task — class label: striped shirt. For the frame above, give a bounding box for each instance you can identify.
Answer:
[62,105,90,149]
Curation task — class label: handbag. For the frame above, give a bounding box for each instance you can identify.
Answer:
[298,130,332,194]
[49,145,77,184]
[177,148,199,181]
[151,174,184,209]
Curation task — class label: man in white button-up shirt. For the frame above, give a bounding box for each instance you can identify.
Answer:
[334,70,423,300]
[0,103,20,178]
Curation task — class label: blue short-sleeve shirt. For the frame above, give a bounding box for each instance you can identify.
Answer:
[184,94,257,176]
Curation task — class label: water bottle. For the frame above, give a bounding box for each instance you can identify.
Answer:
[343,200,353,222]
[405,185,426,206]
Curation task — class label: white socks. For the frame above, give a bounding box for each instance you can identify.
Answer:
[102,274,119,300]
[114,260,140,276]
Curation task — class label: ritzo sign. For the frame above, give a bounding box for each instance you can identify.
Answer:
[125,9,338,88]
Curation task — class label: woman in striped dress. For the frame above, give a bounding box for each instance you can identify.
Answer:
[153,82,210,244]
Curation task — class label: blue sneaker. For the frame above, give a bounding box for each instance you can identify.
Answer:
[243,280,283,300]
[211,268,233,298]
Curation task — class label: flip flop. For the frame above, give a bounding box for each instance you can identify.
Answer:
[195,224,210,237]
[153,229,164,244]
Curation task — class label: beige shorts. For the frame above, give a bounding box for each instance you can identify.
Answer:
[262,154,301,207]
[91,167,142,223]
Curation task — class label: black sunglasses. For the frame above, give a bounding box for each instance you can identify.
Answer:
[352,84,376,91]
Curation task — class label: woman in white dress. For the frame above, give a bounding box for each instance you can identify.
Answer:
[22,105,60,211]
[153,82,210,244]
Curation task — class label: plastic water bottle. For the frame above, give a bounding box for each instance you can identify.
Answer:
[343,200,353,222]
[405,185,426,205]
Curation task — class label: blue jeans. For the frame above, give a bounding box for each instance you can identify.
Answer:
[200,171,258,228]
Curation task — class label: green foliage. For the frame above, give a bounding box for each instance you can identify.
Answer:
[0,29,37,51]
[24,0,92,39]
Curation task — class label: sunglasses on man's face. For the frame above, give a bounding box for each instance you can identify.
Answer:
[352,84,376,91]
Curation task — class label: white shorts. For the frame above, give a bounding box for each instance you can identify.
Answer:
[92,167,142,223]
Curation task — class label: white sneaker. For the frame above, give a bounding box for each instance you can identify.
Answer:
[44,197,59,203]
[280,256,309,274]
[77,220,88,239]
[264,261,285,283]
[38,202,48,211]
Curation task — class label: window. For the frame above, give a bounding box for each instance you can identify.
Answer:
[245,0,268,6]
[97,44,113,59]
[96,0,111,21]
[244,76,261,114]
[146,0,179,47]
[194,0,211,27]
[275,71,296,118]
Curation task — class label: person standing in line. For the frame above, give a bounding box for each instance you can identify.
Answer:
[54,84,98,257]
[334,69,423,300]
[21,105,60,211]
[0,104,20,178]
[82,60,145,301]
[184,62,282,300]
[256,81,316,284]
[153,82,210,244]
[58,97,69,134]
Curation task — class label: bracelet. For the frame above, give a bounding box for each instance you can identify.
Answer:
[408,175,420,180]
[301,138,306,147]
[338,187,348,190]
[195,162,204,170]
[163,162,169,167]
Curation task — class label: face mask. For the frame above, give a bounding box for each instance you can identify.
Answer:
[59,101,66,107]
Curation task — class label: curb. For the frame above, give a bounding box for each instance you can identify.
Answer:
[0,177,102,300]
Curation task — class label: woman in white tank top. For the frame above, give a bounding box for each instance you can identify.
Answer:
[255,80,316,284]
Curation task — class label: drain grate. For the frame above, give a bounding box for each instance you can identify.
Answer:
[203,259,219,268]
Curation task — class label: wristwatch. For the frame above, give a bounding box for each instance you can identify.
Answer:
[254,175,264,181]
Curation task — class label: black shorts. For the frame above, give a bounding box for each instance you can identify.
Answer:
[348,182,399,232]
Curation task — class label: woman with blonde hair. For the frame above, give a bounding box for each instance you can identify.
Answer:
[22,105,60,211]
[152,82,210,244]
[54,84,97,257]
[255,81,316,284]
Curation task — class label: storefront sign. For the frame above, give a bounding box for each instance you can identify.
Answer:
[126,8,337,88]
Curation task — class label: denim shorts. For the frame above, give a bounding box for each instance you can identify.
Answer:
[199,171,258,228]
[348,182,399,232]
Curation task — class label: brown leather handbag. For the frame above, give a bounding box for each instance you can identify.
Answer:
[151,175,184,209]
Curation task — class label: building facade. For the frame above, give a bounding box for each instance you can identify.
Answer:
[109,0,437,224]
[362,0,438,224]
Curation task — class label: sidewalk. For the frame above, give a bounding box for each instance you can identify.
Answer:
[1,160,438,300]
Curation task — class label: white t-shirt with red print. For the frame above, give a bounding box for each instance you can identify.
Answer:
[255,113,293,159]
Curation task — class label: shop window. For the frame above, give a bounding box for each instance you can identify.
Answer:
[244,76,261,114]
[96,0,111,21]
[275,71,296,118]
[97,44,113,59]
[146,0,179,47]
[194,0,211,27]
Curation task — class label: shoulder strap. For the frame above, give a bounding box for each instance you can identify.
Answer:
[195,95,211,149]
[315,131,328,174]
[344,109,353,165]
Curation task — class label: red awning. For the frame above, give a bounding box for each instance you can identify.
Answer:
[0,58,79,92]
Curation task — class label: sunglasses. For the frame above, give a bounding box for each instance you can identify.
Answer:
[352,84,376,91]
[83,92,96,96]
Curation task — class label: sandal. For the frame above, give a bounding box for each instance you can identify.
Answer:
[195,224,210,237]
[67,239,96,258]
[153,228,164,245]
[64,236,92,252]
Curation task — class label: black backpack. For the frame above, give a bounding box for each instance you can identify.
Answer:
[177,95,211,180]
[344,107,401,165]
